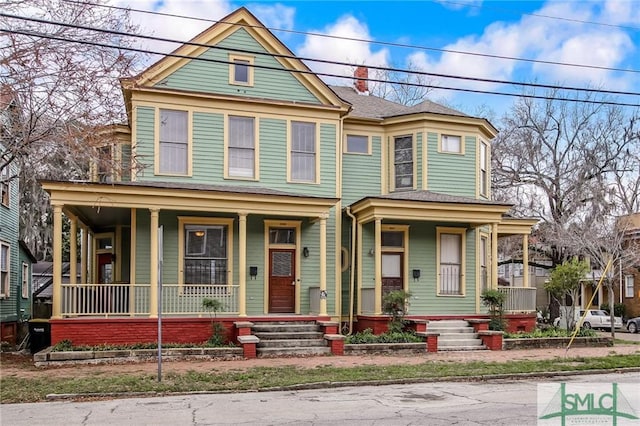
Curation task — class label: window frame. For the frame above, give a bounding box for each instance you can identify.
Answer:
[392,134,415,191]
[1,165,10,207]
[177,217,234,289]
[225,115,258,180]
[345,134,370,155]
[0,242,9,298]
[440,134,464,154]
[22,261,29,299]
[436,227,466,296]
[479,233,489,293]
[155,108,191,176]
[479,140,489,197]
[625,275,635,298]
[288,120,319,184]
[228,54,254,86]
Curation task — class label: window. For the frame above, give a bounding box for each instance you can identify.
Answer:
[346,135,369,154]
[625,275,635,298]
[394,135,413,190]
[382,231,404,248]
[480,236,488,291]
[228,116,255,178]
[0,243,9,297]
[269,228,296,245]
[437,228,465,295]
[97,145,113,182]
[1,165,9,207]
[184,224,228,285]
[479,141,488,196]
[290,121,316,182]
[441,134,462,153]
[229,55,254,86]
[159,109,188,175]
[22,262,28,299]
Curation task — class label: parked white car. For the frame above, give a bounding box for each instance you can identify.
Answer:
[553,308,623,330]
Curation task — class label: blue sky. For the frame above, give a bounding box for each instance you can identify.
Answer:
[116,0,640,115]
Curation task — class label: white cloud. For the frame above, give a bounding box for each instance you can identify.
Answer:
[297,15,389,86]
[249,3,295,32]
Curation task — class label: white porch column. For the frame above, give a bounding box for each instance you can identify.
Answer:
[149,208,159,318]
[319,213,328,316]
[80,224,88,284]
[491,222,499,289]
[69,215,77,285]
[52,204,63,319]
[522,234,529,288]
[238,212,247,317]
[374,218,382,315]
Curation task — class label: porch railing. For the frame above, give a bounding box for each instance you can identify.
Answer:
[497,286,537,313]
[60,283,239,317]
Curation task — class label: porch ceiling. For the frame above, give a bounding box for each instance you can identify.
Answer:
[42,180,338,221]
[64,205,131,229]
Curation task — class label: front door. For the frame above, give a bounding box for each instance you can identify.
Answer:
[382,252,403,294]
[97,253,113,284]
[269,248,296,313]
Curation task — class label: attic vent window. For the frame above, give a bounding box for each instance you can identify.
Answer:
[229,54,254,86]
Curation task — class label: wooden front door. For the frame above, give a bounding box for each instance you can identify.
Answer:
[382,252,403,294]
[269,248,296,313]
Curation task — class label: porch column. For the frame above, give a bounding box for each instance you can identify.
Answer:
[52,204,63,319]
[491,222,498,289]
[319,213,328,316]
[69,215,77,285]
[80,224,87,284]
[356,221,363,315]
[522,234,529,288]
[374,218,382,315]
[238,212,247,317]
[149,208,159,318]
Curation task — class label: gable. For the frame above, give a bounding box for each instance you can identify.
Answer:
[155,28,321,104]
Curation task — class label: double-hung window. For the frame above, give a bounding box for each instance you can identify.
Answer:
[159,109,188,175]
[479,141,488,196]
[228,116,255,178]
[184,225,228,286]
[480,236,488,292]
[625,275,635,298]
[229,55,254,86]
[0,243,9,297]
[22,262,29,299]
[1,166,9,206]
[394,135,413,190]
[290,121,316,182]
[441,134,462,153]
[438,228,464,295]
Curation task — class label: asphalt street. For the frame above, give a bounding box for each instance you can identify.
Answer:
[1,372,638,426]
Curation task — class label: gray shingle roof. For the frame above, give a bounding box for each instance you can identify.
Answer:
[330,85,468,120]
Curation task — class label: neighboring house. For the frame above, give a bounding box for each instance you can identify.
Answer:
[41,7,537,346]
[1,87,37,347]
[617,213,640,318]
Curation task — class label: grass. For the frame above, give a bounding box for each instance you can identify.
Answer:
[2,353,639,403]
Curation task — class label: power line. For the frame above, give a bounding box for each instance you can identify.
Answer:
[3,25,639,108]
[61,0,640,75]
[4,12,640,101]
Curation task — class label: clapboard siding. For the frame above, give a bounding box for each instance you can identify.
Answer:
[427,133,477,196]
[342,135,382,205]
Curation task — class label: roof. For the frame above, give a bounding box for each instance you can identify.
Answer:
[329,85,468,120]
[355,190,510,206]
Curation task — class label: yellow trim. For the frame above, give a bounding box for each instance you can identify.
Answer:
[381,224,410,293]
[344,134,372,155]
[238,213,247,316]
[224,114,260,181]
[115,225,122,282]
[69,217,77,285]
[0,241,9,298]
[131,106,139,181]
[263,219,302,314]
[177,216,235,289]
[389,133,417,192]
[149,209,159,317]
[478,140,489,198]
[498,218,538,235]
[438,133,465,155]
[129,209,136,316]
[421,131,428,190]
[476,231,490,313]
[93,232,114,284]
[436,226,467,297]
[52,205,62,318]
[154,108,193,177]
[287,120,320,184]
[374,219,382,314]
[356,221,363,315]
[228,54,254,86]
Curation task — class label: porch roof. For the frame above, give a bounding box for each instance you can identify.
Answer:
[41,180,338,228]
[349,190,512,224]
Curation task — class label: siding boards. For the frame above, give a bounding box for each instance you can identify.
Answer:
[0,160,21,322]
[427,133,476,197]
[342,135,381,205]
[158,28,320,104]
[134,107,155,180]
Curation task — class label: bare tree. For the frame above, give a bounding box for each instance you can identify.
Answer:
[492,89,640,265]
[368,62,435,106]
[1,0,144,259]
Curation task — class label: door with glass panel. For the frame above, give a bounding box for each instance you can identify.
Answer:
[269,248,296,313]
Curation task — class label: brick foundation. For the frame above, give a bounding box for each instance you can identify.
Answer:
[478,331,503,350]
[324,334,345,355]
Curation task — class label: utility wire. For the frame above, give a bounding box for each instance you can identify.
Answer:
[60,0,640,75]
[4,25,639,108]
[3,12,640,100]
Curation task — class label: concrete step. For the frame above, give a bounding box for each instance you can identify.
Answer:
[257,339,326,348]
[438,345,488,351]
[427,326,475,334]
[253,331,324,340]
[437,338,483,347]
[252,324,320,333]
[437,332,480,341]
[429,320,470,327]
[257,346,331,357]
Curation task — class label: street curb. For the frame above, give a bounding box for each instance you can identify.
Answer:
[45,366,640,401]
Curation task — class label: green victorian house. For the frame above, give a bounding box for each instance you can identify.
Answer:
[41,7,537,351]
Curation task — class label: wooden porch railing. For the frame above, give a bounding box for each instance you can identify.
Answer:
[497,286,537,313]
[60,283,239,317]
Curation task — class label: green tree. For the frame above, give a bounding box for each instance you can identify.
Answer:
[480,289,507,331]
[544,258,590,331]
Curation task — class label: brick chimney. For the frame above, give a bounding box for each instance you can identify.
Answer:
[354,66,368,94]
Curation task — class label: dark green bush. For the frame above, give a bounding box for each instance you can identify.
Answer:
[345,328,422,344]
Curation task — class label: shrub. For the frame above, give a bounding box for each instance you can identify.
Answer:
[504,327,597,339]
[345,328,422,344]
[481,289,506,331]
[382,290,412,334]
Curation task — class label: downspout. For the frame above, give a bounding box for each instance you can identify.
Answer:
[345,207,357,335]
